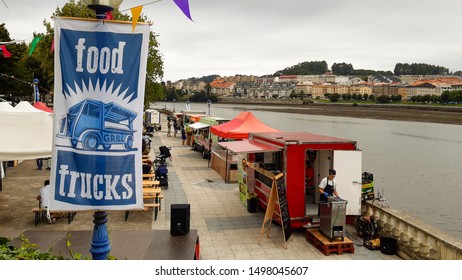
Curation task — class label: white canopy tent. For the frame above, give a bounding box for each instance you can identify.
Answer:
[0,111,53,161]
[188,122,210,129]
[0,101,17,112]
[14,101,43,113]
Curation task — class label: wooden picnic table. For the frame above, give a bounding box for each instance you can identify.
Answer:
[125,185,163,221]
[143,180,159,188]
[142,173,156,180]
[143,187,161,197]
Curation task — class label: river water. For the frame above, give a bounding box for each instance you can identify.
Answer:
[159,102,462,239]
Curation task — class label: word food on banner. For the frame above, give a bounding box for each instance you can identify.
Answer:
[75,38,125,74]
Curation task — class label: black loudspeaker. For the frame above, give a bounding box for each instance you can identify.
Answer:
[170,204,190,236]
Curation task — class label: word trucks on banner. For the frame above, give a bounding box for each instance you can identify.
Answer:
[50,17,150,211]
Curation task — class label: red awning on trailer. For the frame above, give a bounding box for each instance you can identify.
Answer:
[210,111,279,139]
[217,140,282,153]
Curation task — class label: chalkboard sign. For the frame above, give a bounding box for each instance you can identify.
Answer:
[275,174,292,242]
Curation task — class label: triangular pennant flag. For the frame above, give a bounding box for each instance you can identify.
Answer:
[0,45,11,58]
[28,36,42,57]
[131,6,143,33]
[105,11,113,20]
[173,0,193,21]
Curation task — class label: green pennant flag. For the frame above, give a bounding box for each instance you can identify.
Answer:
[28,36,42,57]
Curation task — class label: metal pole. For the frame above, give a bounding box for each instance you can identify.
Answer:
[208,138,212,168]
[89,211,111,259]
[83,0,124,260]
[225,149,228,183]
[0,161,3,191]
[32,78,39,104]
[207,100,211,116]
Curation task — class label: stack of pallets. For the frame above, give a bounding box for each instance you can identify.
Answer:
[306,228,355,256]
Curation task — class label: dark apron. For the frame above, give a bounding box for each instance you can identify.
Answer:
[320,179,334,202]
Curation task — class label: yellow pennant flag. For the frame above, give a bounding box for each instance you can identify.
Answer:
[131,6,143,32]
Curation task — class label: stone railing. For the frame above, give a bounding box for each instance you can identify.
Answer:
[218,97,304,105]
[363,201,462,260]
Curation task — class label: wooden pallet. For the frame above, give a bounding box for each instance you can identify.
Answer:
[306,228,354,256]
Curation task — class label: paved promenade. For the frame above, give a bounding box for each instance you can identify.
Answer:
[0,116,400,260]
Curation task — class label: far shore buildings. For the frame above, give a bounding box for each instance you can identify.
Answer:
[170,74,462,101]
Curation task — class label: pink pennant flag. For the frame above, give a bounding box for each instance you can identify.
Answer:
[0,45,11,58]
[173,0,193,21]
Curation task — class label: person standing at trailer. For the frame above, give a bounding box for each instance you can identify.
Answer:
[186,125,193,145]
[181,126,187,145]
[318,169,340,202]
[173,118,179,138]
[167,118,172,137]
[305,150,317,187]
[36,158,43,170]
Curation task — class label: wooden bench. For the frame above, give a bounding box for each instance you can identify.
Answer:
[142,173,156,180]
[32,208,76,226]
[143,189,164,210]
[124,203,160,221]
[157,193,164,211]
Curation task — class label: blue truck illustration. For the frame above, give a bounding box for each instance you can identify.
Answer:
[57,99,137,151]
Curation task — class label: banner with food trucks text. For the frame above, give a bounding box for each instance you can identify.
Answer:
[49,17,149,211]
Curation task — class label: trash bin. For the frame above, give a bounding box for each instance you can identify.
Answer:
[380,236,397,255]
[247,197,257,213]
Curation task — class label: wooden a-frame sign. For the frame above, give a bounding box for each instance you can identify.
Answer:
[258,173,292,249]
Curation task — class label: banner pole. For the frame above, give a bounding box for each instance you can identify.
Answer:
[89,210,111,259]
[82,0,122,260]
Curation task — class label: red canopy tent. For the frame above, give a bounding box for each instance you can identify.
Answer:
[210,111,279,139]
[33,102,53,113]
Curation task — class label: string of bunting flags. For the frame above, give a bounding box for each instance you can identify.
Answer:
[0,0,192,58]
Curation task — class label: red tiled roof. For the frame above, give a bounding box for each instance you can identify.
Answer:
[410,77,462,87]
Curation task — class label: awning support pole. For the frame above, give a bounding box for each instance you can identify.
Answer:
[225,149,228,183]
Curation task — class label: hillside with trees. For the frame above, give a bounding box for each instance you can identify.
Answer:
[273,61,329,76]
[271,60,456,78]
[393,63,449,75]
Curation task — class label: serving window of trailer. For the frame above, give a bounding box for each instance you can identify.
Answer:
[214,140,283,184]
[210,144,240,183]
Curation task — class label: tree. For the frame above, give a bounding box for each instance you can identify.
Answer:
[274,60,328,76]
[0,24,34,99]
[205,83,212,98]
[441,91,450,103]
[376,95,390,103]
[32,0,164,107]
[450,90,462,103]
[331,62,354,75]
[394,63,449,75]
[189,90,218,102]
[328,93,340,102]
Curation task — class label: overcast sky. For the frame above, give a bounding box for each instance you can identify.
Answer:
[2,0,462,82]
